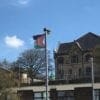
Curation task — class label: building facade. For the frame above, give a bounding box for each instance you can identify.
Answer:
[10,82,100,100]
[5,32,100,100]
[54,32,100,82]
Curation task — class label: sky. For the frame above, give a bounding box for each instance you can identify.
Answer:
[0,0,100,62]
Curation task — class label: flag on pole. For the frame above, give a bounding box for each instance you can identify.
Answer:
[33,34,45,48]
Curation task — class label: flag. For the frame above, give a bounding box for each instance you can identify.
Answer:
[33,34,45,48]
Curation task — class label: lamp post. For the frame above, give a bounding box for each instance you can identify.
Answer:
[91,57,95,100]
[43,28,50,100]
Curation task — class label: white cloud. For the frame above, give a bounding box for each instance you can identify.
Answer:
[0,0,32,7]
[4,35,24,48]
[18,0,30,5]
[11,0,31,6]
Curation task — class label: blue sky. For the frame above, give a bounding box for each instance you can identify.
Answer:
[0,0,100,62]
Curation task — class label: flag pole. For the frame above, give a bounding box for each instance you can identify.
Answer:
[43,28,50,100]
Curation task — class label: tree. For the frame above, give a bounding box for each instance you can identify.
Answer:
[0,59,11,69]
[12,48,53,83]
[0,70,11,91]
[0,67,17,100]
[10,61,25,86]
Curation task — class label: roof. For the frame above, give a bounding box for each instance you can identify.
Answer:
[57,32,100,54]
[76,32,100,51]
[57,42,74,54]
[0,66,11,73]
[17,83,100,92]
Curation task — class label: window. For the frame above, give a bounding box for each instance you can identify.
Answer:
[71,55,78,63]
[57,57,64,64]
[58,65,64,79]
[86,67,91,76]
[58,91,65,100]
[79,68,82,76]
[68,69,72,75]
[66,56,70,64]
[95,90,100,100]
[58,90,74,100]
[66,59,70,64]
[85,54,92,62]
[66,69,72,80]
[58,91,65,97]
[34,92,50,100]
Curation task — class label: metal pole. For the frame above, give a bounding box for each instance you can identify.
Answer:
[19,65,20,87]
[44,28,49,100]
[18,65,20,100]
[91,57,95,100]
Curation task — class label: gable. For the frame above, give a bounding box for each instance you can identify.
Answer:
[57,32,100,55]
[76,32,100,51]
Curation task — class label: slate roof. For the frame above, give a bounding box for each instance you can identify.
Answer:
[57,42,74,54]
[57,32,100,54]
[76,32,100,51]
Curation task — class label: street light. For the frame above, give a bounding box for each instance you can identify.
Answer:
[91,57,95,100]
[43,28,50,100]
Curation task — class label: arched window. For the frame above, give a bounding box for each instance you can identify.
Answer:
[85,54,92,62]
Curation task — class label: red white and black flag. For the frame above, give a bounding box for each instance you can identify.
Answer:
[33,34,45,48]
